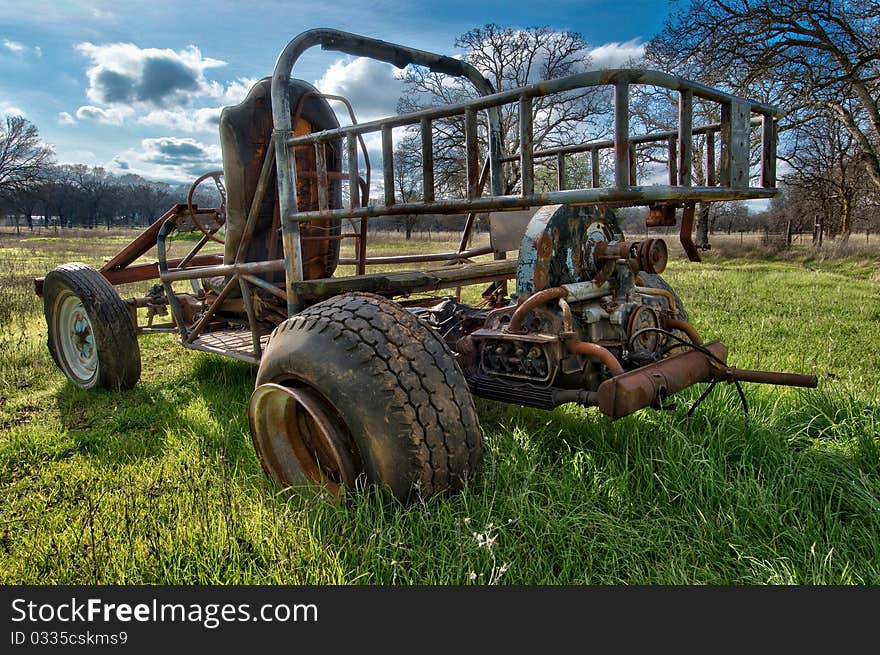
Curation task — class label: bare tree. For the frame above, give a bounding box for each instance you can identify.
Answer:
[118,175,175,227]
[655,0,880,192]
[0,115,54,202]
[399,24,607,197]
[784,109,867,240]
[392,134,423,239]
[69,165,116,229]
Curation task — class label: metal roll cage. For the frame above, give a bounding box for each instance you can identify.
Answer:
[266,29,781,312]
[130,28,782,355]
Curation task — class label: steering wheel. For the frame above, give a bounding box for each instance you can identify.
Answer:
[186,171,226,244]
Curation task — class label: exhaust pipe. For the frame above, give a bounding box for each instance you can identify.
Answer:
[596,342,817,419]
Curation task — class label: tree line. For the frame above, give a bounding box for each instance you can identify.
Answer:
[0,115,213,232]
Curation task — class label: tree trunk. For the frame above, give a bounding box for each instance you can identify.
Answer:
[405,223,412,240]
[840,196,852,241]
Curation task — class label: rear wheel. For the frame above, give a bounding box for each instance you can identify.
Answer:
[249,292,482,501]
[43,263,141,390]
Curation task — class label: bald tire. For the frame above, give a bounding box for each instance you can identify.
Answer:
[254,292,482,501]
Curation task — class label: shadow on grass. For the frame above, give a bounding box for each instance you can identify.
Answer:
[51,349,880,518]
[52,353,258,475]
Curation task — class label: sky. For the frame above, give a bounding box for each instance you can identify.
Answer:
[0,0,672,184]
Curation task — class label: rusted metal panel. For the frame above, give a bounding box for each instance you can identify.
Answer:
[678,203,702,263]
[489,210,535,253]
[597,342,728,419]
[515,203,621,295]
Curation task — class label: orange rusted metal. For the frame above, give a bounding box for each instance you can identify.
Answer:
[507,287,569,334]
[567,339,625,377]
[679,202,702,262]
[664,317,703,345]
[597,341,727,418]
[646,204,677,227]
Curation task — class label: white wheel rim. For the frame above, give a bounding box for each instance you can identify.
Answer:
[55,292,98,384]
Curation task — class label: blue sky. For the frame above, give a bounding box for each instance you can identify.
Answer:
[0,0,672,183]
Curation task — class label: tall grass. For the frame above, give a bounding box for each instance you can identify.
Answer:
[0,230,877,584]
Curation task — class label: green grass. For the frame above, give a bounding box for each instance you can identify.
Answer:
[0,230,878,584]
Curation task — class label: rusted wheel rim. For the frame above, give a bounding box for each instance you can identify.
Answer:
[249,383,358,496]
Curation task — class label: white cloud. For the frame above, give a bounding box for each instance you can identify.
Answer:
[75,104,134,125]
[3,38,25,54]
[588,40,645,69]
[57,111,76,125]
[315,57,404,123]
[59,149,98,166]
[139,106,222,133]
[70,44,257,135]
[205,76,259,106]
[3,38,40,58]
[0,101,26,117]
[75,41,225,106]
[111,136,222,183]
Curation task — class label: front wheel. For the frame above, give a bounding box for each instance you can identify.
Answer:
[249,292,482,501]
[43,263,141,390]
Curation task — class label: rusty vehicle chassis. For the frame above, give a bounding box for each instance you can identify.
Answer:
[36,28,816,428]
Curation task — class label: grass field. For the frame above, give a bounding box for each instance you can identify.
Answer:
[0,228,878,584]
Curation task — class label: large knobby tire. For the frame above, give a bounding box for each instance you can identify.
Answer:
[639,272,689,323]
[250,292,482,501]
[43,263,141,390]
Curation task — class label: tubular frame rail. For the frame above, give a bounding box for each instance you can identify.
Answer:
[271,29,780,312]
